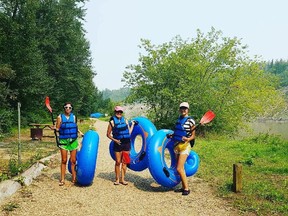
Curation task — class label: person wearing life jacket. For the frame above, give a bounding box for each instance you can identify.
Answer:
[55,102,84,186]
[106,106,135,186]
[172,102,196,196]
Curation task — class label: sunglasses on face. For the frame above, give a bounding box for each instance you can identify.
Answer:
[64,106,72,110]
[115,111,123,114]
[179,107,188,110]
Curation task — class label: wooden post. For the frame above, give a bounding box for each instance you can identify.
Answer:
[233,163,242,193]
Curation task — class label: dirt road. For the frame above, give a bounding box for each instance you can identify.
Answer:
[1,119,239,216]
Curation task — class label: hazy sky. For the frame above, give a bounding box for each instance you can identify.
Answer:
[83,0,288,90]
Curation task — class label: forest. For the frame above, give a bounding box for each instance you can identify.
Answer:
[0,0,111,134]
[1,0,288,135]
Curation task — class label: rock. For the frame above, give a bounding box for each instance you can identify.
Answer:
[20,163,46,186]
[0,180,21,203]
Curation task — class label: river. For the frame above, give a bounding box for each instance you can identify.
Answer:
[248,120,288,140]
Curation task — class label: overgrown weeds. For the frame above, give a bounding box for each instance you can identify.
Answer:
[0,120,92,183]
[194,133,288,215]
[2,202,19,213]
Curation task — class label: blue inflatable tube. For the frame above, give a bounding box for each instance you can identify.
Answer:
[185,150,200,177]
[69,130,99,186]
[109,116,157,171]
[147,129,199,188]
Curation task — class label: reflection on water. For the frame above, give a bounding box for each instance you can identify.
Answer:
[248,120,288,140]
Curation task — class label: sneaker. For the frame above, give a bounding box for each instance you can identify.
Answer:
[174,188,184,193]
[182,189,190,196]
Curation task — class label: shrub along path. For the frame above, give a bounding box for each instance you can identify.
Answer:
[0,120,241,216]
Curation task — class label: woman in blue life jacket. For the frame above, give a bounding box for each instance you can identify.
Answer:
[172,102,196,195]
[106,106,135,185]
[55,102,84,186]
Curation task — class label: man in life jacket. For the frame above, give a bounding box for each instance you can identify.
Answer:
[55,102,84,186]
[172,102,196,195]
[106,106,135,186]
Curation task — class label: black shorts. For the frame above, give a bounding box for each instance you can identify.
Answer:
[113,138,131,152]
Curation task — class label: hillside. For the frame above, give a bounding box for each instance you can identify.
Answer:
[102,87,130,102]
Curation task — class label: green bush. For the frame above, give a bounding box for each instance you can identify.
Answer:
[8,158,22,177]
[0,109,13,133]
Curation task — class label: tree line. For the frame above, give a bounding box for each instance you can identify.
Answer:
[102,87,130,102]
[0,0,111,133]
[1,1,286,136]
[123,28,286,134]
[265,59,288,88]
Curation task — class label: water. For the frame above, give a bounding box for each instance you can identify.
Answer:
[248,120,288,140]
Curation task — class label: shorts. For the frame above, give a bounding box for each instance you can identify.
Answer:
[174,141,191,155]
[58,139,79,151]
[113,138,131,152]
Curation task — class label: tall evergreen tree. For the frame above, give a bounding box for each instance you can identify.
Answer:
[0,0,101,130]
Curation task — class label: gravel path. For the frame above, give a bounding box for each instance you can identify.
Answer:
[1,120,240,216]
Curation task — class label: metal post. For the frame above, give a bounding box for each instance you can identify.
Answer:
[18,102,21,164]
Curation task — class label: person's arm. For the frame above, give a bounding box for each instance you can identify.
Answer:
[127,119,135,135]
[73,115,84,137]
[55,115,61,132]
[78,129,84,137]
[106,120,121,145]
[182,119,196,142]
[188,125,196,142]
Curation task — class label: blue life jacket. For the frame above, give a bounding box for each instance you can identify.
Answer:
[172,116,192,142]
[112,116,130,139]
[59,113,78,140]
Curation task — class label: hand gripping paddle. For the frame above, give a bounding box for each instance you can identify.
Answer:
[45,96,60,146]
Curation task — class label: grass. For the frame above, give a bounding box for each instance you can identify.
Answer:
[0,140,58,181]
[194,133,288,216]
[2,202,19,213]
[2,118,287,215]
[0,118,93,183]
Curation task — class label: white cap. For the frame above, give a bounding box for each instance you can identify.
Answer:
[179,102,189,109]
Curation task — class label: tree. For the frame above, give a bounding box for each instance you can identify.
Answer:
[102,87,130,102]
[0,64,15,133]
[265,59,288,87]
[0,0,99,129]
[123,28,285,134]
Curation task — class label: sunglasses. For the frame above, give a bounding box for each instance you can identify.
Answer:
[115,111,123,114]
[179,107,188,110]
[64,106,72,110]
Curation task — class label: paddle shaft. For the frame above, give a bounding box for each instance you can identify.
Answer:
[45,97,60,146]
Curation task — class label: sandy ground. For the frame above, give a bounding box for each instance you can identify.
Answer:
[0,120,240,216]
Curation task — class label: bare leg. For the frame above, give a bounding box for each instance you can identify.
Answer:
[70,149,77,183]
[176,153,189,190]
[60,149,68,184]
[120,151,129,184]
[114,151,122,184]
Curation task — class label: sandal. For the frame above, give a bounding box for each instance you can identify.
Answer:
[114,181,120,185]
[182,189,190,196]
[174,188,184,193]
[59,181,65,186]
[120,181,128,185]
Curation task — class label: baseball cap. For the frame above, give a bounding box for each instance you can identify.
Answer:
[179,102,189,109]
[114,106,124,112]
